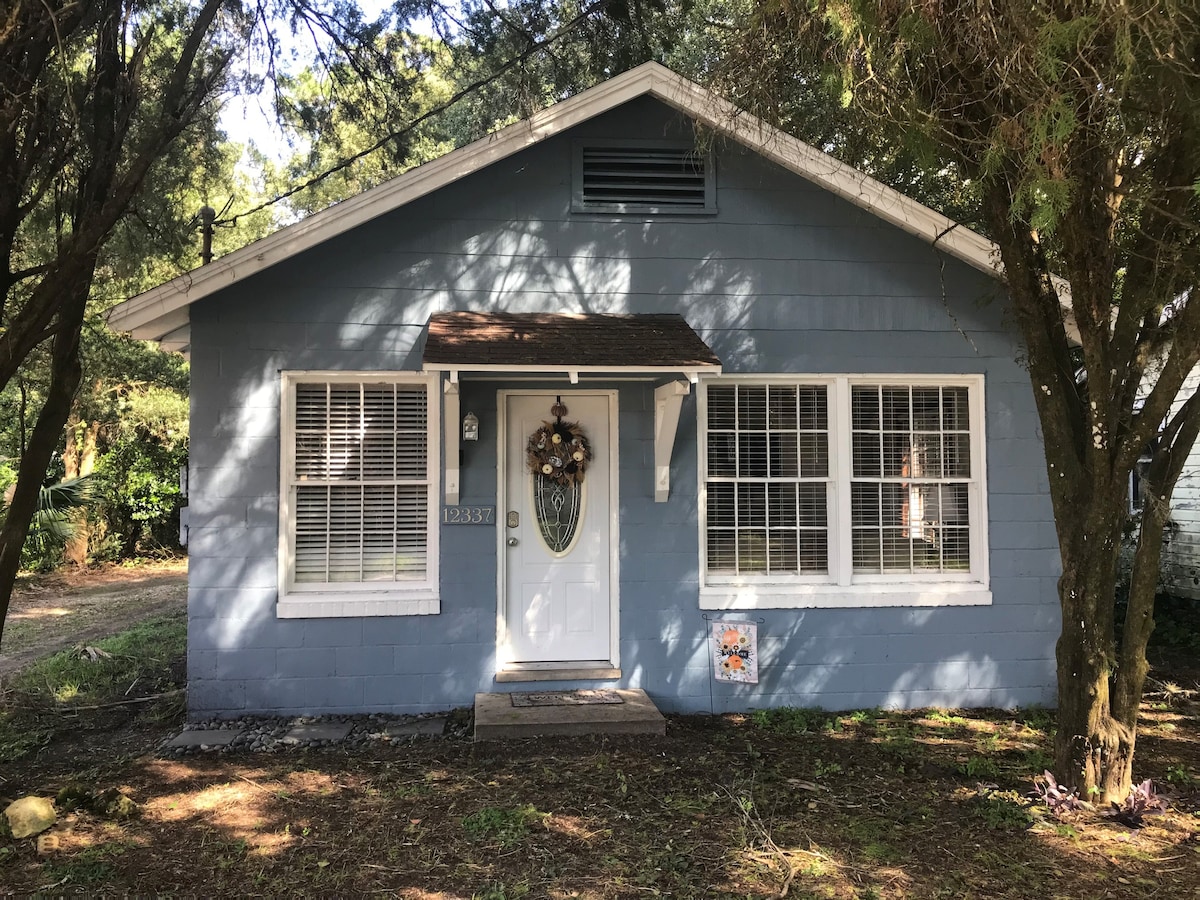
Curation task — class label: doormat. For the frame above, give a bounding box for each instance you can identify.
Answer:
[510,690,624,707]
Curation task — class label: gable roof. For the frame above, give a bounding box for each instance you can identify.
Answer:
[108,61,1010,353]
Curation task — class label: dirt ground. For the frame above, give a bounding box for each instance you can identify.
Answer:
[0,560,187,677]
[1,568,1200,897]
[1,704,1199,898]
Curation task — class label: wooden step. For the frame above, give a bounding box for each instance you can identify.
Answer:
[473,688,665,741]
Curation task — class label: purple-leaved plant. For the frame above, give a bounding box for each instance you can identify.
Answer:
[1029,771,1089,818]
[1102,779,1168,828]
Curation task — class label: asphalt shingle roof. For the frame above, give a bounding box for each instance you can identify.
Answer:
[423,312,721,370]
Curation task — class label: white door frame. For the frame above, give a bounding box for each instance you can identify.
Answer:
[495,389,621,671]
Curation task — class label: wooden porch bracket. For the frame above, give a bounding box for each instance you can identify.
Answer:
[444,379,460,505]
[654,380,691,502]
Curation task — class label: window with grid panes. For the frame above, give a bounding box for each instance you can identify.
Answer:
[700,376,986,600]
[285,377,435,592]
[850,385,972,574]
[704,383,830,579]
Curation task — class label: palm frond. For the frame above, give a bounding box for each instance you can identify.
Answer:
[37,475,93,515]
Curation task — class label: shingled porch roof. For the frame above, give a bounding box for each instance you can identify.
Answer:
[421,312,722,382]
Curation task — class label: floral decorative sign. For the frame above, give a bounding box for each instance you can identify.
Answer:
[711,621,758,683]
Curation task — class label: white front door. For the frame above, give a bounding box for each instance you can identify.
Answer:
[502,392,615,664]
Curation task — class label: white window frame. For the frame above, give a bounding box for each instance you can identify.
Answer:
[278,371,440,618]
[698,374,991,609]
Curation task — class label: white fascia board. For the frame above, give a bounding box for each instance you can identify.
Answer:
[647,70,1079,343]
[645,70,1000,277]
[111,61,1066,344]
[107,66,663,339]
[423,362,722,381]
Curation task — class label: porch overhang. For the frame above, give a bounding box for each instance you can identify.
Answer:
[421,311,722,384]
[424,312,721,505]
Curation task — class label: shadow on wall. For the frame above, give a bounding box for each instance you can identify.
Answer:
[186,136,1054,716]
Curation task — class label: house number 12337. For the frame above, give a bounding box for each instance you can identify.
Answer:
[442,506,495,525]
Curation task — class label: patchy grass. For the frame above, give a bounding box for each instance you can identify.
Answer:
[3,559,186,668]
[13,614,185,703]
[0,690,1197,896]
[0,611,185,764]
[463,804,546,847]
[2,607,1200,896]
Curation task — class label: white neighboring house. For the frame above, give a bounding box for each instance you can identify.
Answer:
[1153,365,1200,600]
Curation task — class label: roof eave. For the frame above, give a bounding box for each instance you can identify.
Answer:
[109,61,1044,343]
[423,362,722,384]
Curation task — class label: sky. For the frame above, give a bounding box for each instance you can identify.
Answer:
[219,0,420,161]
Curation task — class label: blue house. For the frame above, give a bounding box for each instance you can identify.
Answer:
[108,63,1061,719]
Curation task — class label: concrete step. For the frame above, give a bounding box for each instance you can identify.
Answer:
[474,688,666,740]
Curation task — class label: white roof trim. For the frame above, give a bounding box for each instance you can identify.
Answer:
[426,362,721,385]
[108,61,1035,342]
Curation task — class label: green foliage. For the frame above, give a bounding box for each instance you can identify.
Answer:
[960,756,1001,780]
[1146,596,1200,658]
[1017,706,1056,734]
[270,32,459,219]
[975,791,1034,831]
[751,706,840,734]
[813,758,845,777]
[1164,765,1196,787]
[42,844,127,886]
[462,805,544,847]
[846,708,881,725]
[10,614,185,706]
[0,612,186,763]
[23,477,91,570]
[90,386,188,560]
[878,723,920,763]
[1022,748,1054,773]
[1034,16,1100,81]
[4,476,94,573]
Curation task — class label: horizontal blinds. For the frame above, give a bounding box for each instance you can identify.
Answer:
[295,383,427,481]
[291,382,429,585]
[706,384,829,576]
[850,385,971,574]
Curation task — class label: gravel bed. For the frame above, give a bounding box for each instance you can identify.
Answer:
[158,709,472,756]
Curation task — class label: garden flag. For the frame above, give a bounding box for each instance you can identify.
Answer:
[712,621,758,683]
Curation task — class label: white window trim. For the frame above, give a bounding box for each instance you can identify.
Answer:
[697,373,991,609]
[278,371,440,618]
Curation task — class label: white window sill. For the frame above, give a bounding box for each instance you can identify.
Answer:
[699,583,992,610]
[277,593,440,618]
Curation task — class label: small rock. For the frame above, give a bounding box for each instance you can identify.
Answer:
[5,796,56,839]
[56,782,92,812]
[97,790,140,821]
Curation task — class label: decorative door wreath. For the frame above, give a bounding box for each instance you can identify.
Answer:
[525,398,593,485]
[527,398,592,555]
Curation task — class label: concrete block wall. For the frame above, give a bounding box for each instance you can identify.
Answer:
[184,96,1060,717]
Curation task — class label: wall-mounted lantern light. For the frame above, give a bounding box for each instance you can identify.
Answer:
[462,411,479,442]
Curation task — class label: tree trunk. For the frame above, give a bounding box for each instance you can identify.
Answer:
[62,409,100,567]
[0,291,88,648]
[1053,553,1132,803]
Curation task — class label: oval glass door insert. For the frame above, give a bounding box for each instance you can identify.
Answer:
[533,474,584,555]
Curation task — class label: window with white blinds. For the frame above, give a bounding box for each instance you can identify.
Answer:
[704,384,830,577]
[281,375,437,600]
[700,376,987,603]
[850,385,972,574]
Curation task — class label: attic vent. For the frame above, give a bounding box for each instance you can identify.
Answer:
[573,141,715,214]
